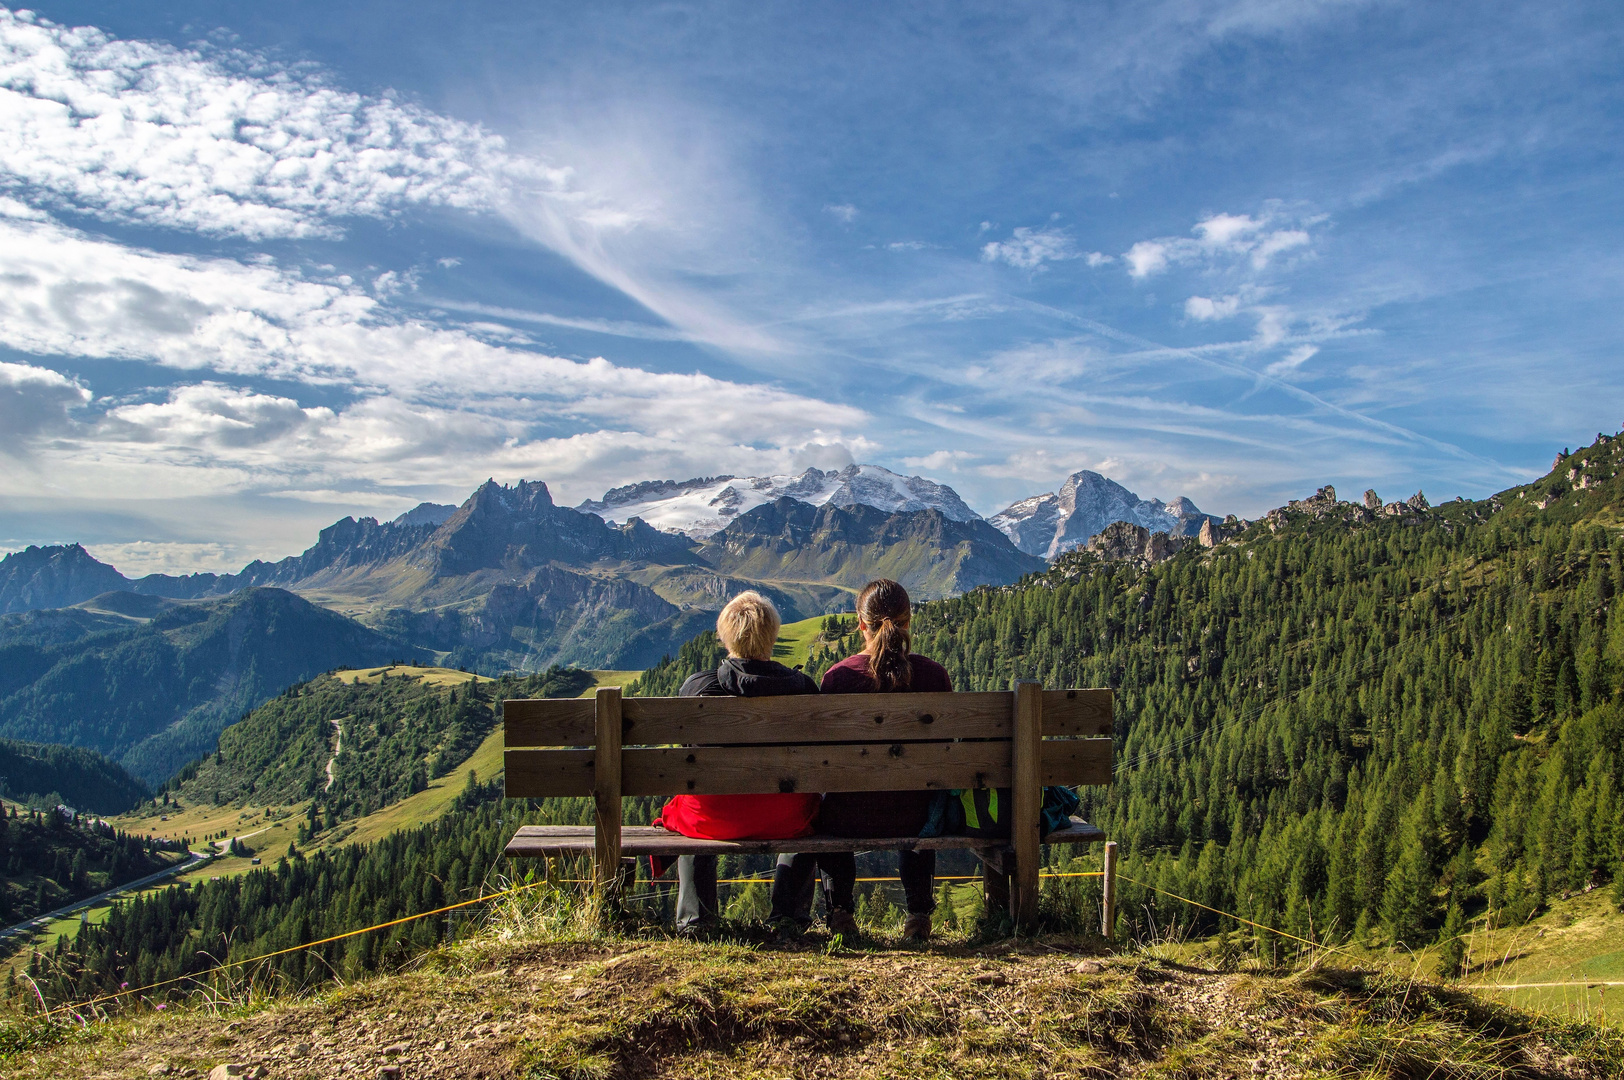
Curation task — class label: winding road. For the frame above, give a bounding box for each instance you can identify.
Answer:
[0,850,214,946]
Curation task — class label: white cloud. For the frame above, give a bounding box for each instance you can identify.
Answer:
[0,9,778,355]
[1084,251,1114,267]
[1122,207,1319,278]
[1263,343,1319,378]
[901,449,974,472]
[981,225,1079,270]
[1184,294,1241,320]
[1124,240,1169,278]
[84,540,240,576]
[103,384,335,448]
[0,10,565,240]
[825,203,858,223]
[0,211,874,506]
[0,358,91,442]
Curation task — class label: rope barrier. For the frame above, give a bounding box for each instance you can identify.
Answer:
[1115,873,1351,957]
[32,866,1112,1020]
[36,877,563,1020]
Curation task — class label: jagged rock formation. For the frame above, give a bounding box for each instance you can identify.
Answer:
[1264,485,1433,531]
[990,470,1220,558]
[578,464,980,538]
[0,544,128,613]
[699,497,1047,598]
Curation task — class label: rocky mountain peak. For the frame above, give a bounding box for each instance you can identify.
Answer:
[991,470,1219,559]
[0,543,130,614]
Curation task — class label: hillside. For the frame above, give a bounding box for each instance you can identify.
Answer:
[902,427,1624,958]
[0,740,149,814]
[0,806,183,925]
[155,664,593,826]
[6,909,1622,1079]
[0,588,422,784]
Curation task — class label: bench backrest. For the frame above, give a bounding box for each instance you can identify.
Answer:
[503,685,1114,799]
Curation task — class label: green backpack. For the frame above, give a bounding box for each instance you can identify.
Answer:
[921,785,1081,839]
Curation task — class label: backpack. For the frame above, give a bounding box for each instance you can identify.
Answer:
[919,784,1081,839]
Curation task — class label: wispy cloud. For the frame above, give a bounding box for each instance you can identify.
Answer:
[981,224,1080,270]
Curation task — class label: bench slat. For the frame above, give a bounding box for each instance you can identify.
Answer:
[503,818,1108,858]
[1041,689,1113,737]
[503,688,1113,747]
[503,737,1110,798]
[504,698,595,748]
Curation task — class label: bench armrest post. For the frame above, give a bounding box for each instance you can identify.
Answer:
[1101,839,1118,939]
[1011,679,1043,929]
[593,686,624,892]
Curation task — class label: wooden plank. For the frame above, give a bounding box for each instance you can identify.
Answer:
[505,738,1111,798]
[1010,680,1043,929]
[592,687,623,890]
[504,747,595,798]
[1041,689,1113,737]
[504,697,594,747]
[503,688,1113,747]
[1040,738,1114,787]
[619,741,1011,796]
[619,691,1014,745]
[504,818,1107,858]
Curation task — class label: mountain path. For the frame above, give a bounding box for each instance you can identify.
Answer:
[325,718,342,792]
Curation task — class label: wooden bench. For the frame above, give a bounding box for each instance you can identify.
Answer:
[502,681,1117,931]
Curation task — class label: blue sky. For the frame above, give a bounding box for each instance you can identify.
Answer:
[1,2,1621,573]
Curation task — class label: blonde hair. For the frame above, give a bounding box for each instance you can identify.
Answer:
[716,591,780,660]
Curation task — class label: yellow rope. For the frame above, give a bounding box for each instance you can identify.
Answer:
[1115,874,1351,957]
[38,878,560,1019]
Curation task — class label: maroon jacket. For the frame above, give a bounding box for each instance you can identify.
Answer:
[816,653,953,837]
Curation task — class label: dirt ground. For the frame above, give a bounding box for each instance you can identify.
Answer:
[5,933,1620,1079]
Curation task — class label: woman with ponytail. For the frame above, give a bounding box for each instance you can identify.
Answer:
[800,578,952,940]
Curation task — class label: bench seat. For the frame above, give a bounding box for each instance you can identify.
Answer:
[505,816,1107,859]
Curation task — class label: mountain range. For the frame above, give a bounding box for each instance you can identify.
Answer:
[0,463,1219,780]
[989,469,1225,558]
[0,587,417,783]
[577,464,981,538]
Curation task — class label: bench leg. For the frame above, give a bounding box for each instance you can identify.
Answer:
[982,861,1011,917]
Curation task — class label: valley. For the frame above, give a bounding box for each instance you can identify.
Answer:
[5,436,1624,1070]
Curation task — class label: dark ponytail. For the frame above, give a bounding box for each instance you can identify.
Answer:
[857,578,912,692]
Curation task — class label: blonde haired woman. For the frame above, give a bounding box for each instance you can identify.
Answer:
[653,591,838,933]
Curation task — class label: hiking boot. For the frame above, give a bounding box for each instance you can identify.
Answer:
[902,913,933,942]
[767,915,806,942]
[826,907,860,939]
[675,917,719,940]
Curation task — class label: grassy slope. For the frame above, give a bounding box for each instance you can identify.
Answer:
[7,920,1622,1080]
[771,615,830,670]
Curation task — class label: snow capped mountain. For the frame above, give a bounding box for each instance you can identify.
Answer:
[577,465,980,538]
[990,471,1218,558]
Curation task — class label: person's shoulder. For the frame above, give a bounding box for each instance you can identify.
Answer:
[908,654,953,691]
[678,669,724,696]
[818,654,871,692]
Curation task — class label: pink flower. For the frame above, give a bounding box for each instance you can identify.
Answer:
[156,1003,167,1010]
[120,982,129,989]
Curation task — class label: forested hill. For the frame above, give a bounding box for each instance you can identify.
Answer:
[0,806,184,925]
[0,740,149,815]
[909,428,1624,955]
[159,665,593,823]
[0,588,421,784]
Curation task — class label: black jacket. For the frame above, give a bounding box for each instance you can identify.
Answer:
[678,657,818,698]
